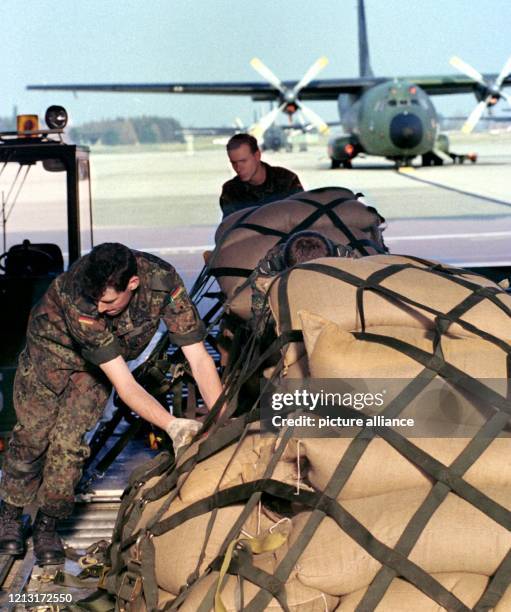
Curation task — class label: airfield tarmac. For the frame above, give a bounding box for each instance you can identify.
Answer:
[4,131,511,287]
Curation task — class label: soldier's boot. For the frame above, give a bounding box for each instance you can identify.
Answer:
[33,511,65,566]
[0,500,25,555]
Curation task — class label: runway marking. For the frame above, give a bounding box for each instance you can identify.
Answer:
[386,230,511,242]
[395,170,511,209]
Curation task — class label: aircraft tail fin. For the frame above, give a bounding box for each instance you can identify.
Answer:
[358,0,374,77]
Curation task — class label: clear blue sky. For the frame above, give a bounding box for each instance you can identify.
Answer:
[3,0,511,127]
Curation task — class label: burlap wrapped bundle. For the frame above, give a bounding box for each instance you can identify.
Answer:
[209,187,386,319]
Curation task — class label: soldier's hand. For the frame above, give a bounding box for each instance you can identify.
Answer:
[165,418,202,454]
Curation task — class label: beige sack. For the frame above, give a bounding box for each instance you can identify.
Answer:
[280,488,511,596]
[281,436,511,502]
[137,500,277,595]
[336,572,489,611]
[175,433,298,505]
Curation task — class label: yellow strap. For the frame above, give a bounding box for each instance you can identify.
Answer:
[214,532,287,612]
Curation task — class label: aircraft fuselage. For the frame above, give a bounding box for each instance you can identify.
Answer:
[330,79,439,164]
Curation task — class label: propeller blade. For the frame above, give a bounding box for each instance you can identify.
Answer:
[494,55,511,89]
[299,103,330,134]
[296,110,308,130]
[249,103,286,140]
[461,100,487,134]
[292,56,329,95]
[250,58,286,94]
[450,55,486,87]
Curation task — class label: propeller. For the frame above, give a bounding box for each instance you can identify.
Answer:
[249,57,330,138]
[450,55,511,133]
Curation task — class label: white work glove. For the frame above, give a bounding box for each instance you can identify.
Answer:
[166,418,202,454]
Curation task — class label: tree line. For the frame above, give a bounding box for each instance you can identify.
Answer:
[0,115,184,145]
[69,116,184,145]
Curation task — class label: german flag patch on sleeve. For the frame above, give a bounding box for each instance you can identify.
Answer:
[170,286,185,303]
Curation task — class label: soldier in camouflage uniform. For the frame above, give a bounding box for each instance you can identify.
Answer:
[0,243,223,564]
[219,133,303,218]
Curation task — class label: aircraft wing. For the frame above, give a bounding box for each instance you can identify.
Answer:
[402,74,511,96]
[27,74,511,100]
[26,78,383,101]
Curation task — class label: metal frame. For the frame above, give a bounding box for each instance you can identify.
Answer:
[0,136,91,265]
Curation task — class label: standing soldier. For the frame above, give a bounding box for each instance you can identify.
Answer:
[219,133,303,218]
[0,243,223,565]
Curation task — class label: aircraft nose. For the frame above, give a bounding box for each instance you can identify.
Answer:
[389,113,423,149]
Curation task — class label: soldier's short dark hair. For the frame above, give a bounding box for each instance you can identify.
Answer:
[283,231,337,267]
[81,243,137,300]
[226,133,259,154]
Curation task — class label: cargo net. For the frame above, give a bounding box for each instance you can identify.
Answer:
[189,186,387,325]
[104,256,511,609]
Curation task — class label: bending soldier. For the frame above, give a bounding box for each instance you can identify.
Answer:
[0,243,223,565]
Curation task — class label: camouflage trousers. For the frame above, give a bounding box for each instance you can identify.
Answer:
[0,358,110,518]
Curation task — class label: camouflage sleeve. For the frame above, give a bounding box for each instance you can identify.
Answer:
[161,278,207,347]
[64,304,121,366]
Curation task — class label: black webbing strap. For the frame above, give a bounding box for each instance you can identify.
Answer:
[233,223,288,238]
[475,551,511,610]
[106,452,174,594]
[209,266,252,278]
[288,197,374,256]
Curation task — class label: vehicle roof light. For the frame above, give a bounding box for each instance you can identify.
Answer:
[17,114,39,137]
[45,105,68,129]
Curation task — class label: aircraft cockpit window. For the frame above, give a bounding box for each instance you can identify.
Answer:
[388,100,397,106]
[399,100,409,106]
[411,99,420,106]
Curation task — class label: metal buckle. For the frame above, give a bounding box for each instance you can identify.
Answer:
[118,571,143,603]
[130,531,154,566]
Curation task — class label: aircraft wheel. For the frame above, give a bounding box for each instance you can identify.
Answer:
[342,160,353,169]
[330,158,341,169]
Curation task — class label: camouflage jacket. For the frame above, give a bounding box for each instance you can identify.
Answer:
[23,251,206,394]
[219,162,303,218]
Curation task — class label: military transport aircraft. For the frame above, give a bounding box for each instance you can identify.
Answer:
[27,0,511,168]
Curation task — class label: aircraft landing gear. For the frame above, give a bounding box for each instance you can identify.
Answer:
[448,152,478,165]
[330,158,352,169]
[422,151,444,167]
